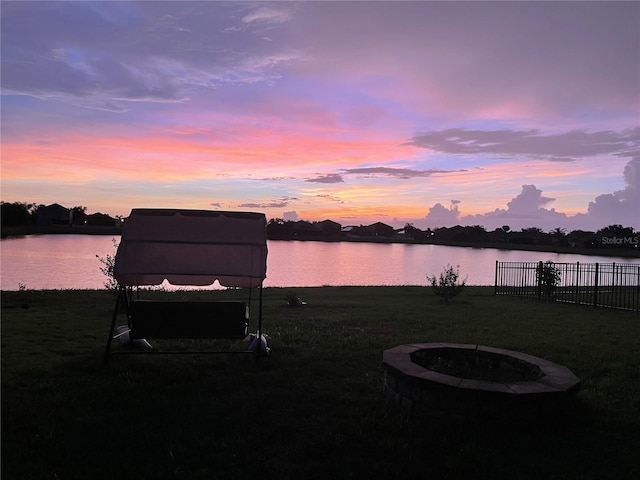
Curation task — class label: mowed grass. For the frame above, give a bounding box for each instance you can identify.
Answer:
[2,287,639,480]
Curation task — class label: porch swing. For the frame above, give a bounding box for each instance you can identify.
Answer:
[103,209,268,365]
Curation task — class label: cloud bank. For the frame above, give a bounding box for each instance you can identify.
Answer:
[421,158,640,231]
[407,128,640,162]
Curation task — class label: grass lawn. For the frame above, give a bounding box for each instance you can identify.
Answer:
[2,286,639,480]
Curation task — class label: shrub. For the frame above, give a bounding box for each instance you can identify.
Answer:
[427,264,467,303]
[96,238,119,291]
[537,260,561,297]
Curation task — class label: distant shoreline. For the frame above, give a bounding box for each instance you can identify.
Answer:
[268,236,640,259]
[2,224,638,259]
[1,224,123,238]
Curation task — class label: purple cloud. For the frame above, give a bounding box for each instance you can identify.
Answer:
[506,185,555,214]
[283,210,299,221]
[587,158,640,222]
[422,161,640,231]
[424,203,461,227]
[306,174,344,184]
[238,201,289,209]
[423,185,570,230]
[342,167,461,179]
[317,194,344,204]
[406,128,640,161]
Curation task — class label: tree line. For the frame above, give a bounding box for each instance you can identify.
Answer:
[0,201,119,227]
[2,201,637,251]
[266,218,639,251]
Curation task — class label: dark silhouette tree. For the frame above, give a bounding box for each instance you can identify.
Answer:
[71,206,88,225]
[597,224,635,237]
[403,223,425,240]
[1,202,36,227]
[266,218,287,236]
[551,227,569,246]
[501,224,510,243]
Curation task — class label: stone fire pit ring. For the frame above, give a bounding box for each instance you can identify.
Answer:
[383,342,581,422]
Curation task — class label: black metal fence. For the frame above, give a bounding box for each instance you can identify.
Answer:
[494,261,640,313]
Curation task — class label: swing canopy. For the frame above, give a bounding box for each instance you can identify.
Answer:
[114,209,268,288]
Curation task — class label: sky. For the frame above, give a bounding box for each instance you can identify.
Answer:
[1,1,639,232]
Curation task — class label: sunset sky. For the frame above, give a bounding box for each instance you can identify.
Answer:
[2,1,639,231]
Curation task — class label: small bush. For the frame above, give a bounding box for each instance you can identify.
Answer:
[427,264,467,303]
[537,260,561,296]
[96,238,119,291]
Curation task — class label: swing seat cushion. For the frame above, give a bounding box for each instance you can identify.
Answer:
[129,300,248,340]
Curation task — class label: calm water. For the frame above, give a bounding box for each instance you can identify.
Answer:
[1,235,638,290]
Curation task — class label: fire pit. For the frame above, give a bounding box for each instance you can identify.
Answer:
[383,343,581,422]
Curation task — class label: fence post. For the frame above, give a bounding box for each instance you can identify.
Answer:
[612,262,617,309]
[494,260,498,295]
[593,262,599,308]
[637,265,640,313]
[575,262,580,304]
[537,261,543,300]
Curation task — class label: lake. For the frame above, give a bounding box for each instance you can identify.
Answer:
[1,235,638,290]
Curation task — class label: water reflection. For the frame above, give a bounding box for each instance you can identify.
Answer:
[1,235,637,290]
